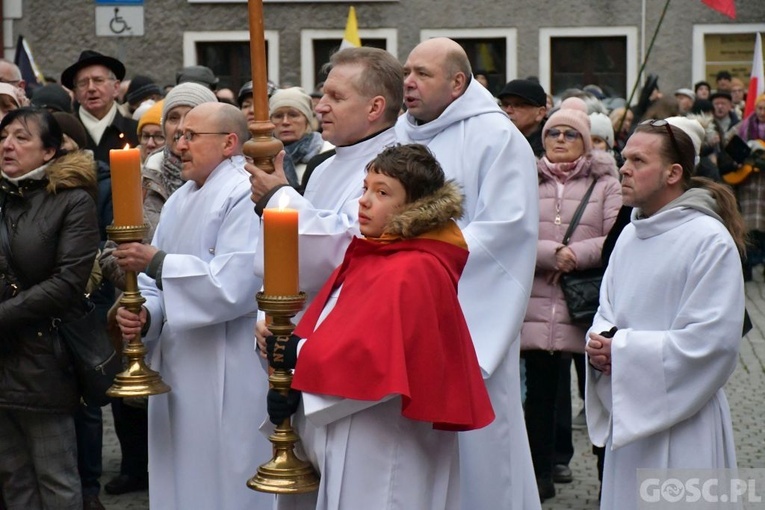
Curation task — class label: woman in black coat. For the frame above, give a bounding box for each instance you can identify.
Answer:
[0,107,99,509]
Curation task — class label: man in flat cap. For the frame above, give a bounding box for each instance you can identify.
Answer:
[498,79,548,157]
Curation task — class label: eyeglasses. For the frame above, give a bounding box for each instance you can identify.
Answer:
[545,128,581,142]
[270,110,304,122]
[500,100,536,110]
[173,131,230,143]
[74,76,115,91]
[140,133,165,144]
[0,79,20,86]
[640,119,681,160]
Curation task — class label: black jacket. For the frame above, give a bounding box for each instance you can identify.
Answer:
[0,151,100,412]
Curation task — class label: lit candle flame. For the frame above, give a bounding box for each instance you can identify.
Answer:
[278,192,290,210]
[123,143,131,150]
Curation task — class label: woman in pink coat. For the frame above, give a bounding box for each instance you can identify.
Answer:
[520,103,622,502]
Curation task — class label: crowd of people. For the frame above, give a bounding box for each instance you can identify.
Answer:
[0,39,755,510]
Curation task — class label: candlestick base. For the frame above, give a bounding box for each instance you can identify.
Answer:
[248,292,319,494]
[106,223,171,399]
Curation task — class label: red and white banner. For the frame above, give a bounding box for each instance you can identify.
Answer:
[702,0,736,19]
[744,33,764,119]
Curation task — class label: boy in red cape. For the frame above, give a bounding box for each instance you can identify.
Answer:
[265,144,493,510]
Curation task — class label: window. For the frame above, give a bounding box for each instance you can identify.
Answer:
[693,24,765,87]
[183,31,279,93]
[421,29,517,98]
[540,27,638,99]
[300,29,397,92]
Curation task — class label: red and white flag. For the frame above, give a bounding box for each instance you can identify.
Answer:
[702,0,736,19]
[744,33,764,119]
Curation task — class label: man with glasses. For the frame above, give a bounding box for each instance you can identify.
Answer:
[61,50,139,510]
[0,59,28,105]
[586,117,744,510]
[498,79,548,157]
[61,50,138,164]
[114,102,270,510]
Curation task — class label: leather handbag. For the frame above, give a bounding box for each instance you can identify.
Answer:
[55,299,121,407]
[559,179,604,326]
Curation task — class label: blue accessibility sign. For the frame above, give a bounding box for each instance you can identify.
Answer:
[95,0,143,5]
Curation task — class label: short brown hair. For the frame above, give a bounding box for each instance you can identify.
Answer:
[324,47,403,123]
[365,144,445,203]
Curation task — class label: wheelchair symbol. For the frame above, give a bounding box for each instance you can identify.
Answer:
[109,8,131,35]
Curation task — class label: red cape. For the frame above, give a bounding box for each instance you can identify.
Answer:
[293,235,494,431]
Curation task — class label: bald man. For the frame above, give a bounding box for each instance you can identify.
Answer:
[115,103,270,510]
[396,38,542,509]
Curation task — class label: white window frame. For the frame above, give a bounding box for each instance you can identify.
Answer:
[419,28,517,82]
[692,24,765,84]
[539,26,638,99]
[183,30,280,86]
[300,28,397,92]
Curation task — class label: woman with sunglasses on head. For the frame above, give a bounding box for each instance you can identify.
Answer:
[521,101,622,502]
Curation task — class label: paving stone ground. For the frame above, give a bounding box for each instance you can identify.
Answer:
[101,277,765,509]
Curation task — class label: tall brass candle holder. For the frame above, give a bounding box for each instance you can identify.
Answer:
[247,291,319,494]
[106,224,171,398]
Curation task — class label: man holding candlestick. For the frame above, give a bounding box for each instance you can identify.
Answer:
[115,102,271,510]
[247,47,402,306]
[396,37,541,509]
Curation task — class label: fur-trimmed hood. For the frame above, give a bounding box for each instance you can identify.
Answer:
[384,180,464,239]
[46,151,98,202]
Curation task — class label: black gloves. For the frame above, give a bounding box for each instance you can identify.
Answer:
[267,388,301,425]
[265,333,300,370]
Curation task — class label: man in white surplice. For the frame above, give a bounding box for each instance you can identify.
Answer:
[245,47,405,510]
[396,37,541,510]
[115,102,270,510]
[586,117,744,510]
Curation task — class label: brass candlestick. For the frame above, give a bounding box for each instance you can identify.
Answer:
[247,291,319,494]
[106,224,171,398]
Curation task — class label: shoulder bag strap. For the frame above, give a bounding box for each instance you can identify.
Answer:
[561,178,598,246]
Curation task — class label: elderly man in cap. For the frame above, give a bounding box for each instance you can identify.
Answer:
[498,79,548,157]
[61,49,140,510]
[61,50,139,163]
[124,75,163,116]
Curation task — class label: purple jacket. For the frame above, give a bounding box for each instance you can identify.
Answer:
[521,151,622,353]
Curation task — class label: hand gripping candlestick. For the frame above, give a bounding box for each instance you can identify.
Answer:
[106,146,170,399]
[244,0,318,494]
[248,200,319,494]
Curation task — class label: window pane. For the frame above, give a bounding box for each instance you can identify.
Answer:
[197,41,268,92]
[704,33,758,86]
[312,39,387,88]
[451,38,507,97]
[550,37,627,98]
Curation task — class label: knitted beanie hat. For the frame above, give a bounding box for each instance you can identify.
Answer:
[0,83,19,107]
[52,112,88,150]
[543,105,592,153]
[125,75,162,106]
[664,116,705,165]
[269,87,314,124]
[30,84,72,113]
[161,82,217,124]
[137,100,164,135]
[589,112,615,149]
[560,97,588,113]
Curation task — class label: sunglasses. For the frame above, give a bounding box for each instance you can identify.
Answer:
[640,119,681,160]
[545,128,581,142]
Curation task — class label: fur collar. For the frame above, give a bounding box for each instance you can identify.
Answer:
[45,151,98,202]
[384,180,464,239]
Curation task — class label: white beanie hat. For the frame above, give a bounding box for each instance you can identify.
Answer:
[161,82,218,124]
[589,112,614,149]
[269,87,314,124]
[665,116,705,166]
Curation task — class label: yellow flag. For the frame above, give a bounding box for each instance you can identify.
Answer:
[340,6,361,49]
